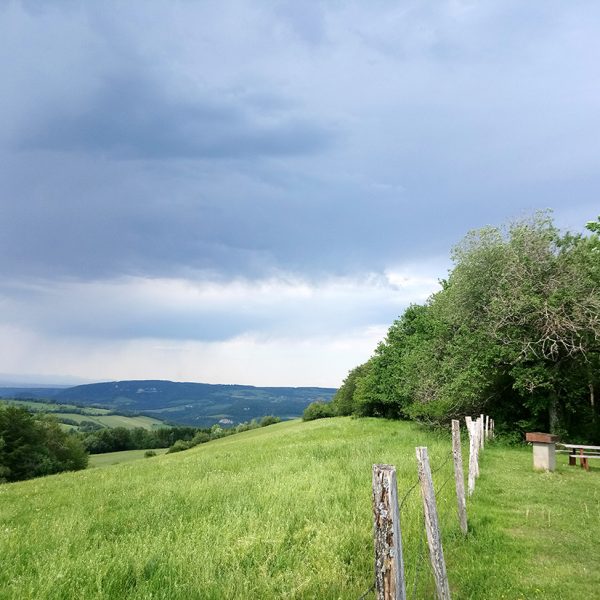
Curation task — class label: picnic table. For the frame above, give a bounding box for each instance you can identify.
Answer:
[557,443,600,471]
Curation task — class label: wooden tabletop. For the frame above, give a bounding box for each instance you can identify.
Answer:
[557,443,600,450]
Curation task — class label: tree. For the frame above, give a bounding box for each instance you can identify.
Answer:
[331,362,369,416]
[448,213,599,435]
[337,212,600,441]
[0,407,88,482]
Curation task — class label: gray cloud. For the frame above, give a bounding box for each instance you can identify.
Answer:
[0,271,436,343]
[1,1,600,384]
[20,73,333,160]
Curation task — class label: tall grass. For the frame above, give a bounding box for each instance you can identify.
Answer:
[0,418,598,599]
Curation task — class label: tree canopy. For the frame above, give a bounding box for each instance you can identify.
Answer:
[0,406,88,482]
[332,212,600,442]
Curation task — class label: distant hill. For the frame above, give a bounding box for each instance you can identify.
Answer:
[0,387,64,400]
[0,380,336,427]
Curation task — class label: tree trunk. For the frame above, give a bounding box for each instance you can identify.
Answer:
[549,394,559,434]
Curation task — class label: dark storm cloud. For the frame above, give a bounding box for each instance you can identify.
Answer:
[2,1,600,384]
[20,73,332,160]
[1,1,599,283]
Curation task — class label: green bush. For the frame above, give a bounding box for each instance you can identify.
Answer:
[192,431,211,445]
[302,401,335,421]
[210,425,225,439]
[260,415,281,427]
[144,450,157,458]
[167,440,192,454]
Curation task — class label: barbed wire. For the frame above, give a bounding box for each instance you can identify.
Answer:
[364,449,458,600]
[398,477,421,513]
[400,450,454,599]
[357,581,375,600]
[435,450,454,471]
[410,514,428,600]
[399,450,453,513]
[434,471,454,497]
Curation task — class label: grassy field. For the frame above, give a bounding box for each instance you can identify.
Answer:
[55,412,165,430]
[89,448,169,468]
[0,417,598,599]
[0,399,165,430]
[0,398,110,415]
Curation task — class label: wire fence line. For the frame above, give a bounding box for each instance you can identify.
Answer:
[368,415,494,600]
[407,451,456,599]
[395,449,455,599]
[358,582,376,600]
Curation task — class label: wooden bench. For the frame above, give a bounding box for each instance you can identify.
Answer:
[557,443,600,471]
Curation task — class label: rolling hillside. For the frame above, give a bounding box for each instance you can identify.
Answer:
[0,418,597,599]
[0,399,165,431]
[0,380,336,427]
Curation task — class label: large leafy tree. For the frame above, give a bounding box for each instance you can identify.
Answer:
[0,406,88,482]
[340,212,600,441]
[331,362,369,416]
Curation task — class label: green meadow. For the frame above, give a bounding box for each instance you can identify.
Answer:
[55,412,165,430]
[0,398,110,415]
[0,399,165,430]
[0,418,598,599]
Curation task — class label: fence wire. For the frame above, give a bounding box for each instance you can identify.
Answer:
[357,581,375,600]
[364,433,477,600]
[397,449,458,600]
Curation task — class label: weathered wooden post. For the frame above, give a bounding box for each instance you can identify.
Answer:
[479,414,485,450]
[466,418,477,495]
[485,415,489,440]
[474,418,480,478]
[451,420,468,534]
[465,416,473,436]
[416,447,452,599]
[465,417,475,495]
[372,464,406,600]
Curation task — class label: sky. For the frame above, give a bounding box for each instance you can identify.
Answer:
[1,1,599,387]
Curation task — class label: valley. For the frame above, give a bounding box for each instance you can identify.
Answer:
[0,380,336,427]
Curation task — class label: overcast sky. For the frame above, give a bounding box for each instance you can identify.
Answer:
[1,1,599,387]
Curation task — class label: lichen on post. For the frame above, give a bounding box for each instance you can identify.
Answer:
[372,464,406,600]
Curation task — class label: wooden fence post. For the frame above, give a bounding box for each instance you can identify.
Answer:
[372,464,406,600]
[479,414,485,450]
[451,420,468,534]
[415,447,452,600]
[474,418,480,479]
[466,417,476,495]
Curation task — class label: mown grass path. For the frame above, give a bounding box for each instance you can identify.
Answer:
[0,418,598,599]
[89,448,169,468]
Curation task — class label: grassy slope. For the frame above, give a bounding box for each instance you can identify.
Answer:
[0,418,598,599]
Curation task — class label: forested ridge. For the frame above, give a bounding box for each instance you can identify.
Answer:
[330,213,600,442]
